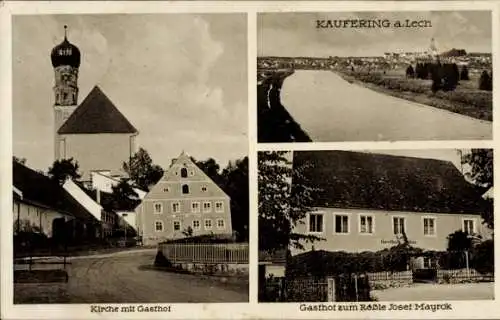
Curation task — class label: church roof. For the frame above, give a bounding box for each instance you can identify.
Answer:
[293,150,488,215]
[58,86,137,134]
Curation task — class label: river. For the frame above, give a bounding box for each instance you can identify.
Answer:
[281,70,492,141]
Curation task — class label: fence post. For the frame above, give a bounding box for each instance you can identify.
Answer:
[354,274,359,302]
[327,277,335,302]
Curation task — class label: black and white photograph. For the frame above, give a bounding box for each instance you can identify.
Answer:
[257,11,493,142]
[258,149,494,302]
[12,13,249,304]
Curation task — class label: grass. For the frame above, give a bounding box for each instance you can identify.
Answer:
[339,70,492,121]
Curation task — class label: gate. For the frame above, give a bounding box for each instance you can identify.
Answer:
[334,273,371,302]
[413,268,437,283]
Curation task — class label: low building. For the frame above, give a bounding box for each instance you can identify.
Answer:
[291,151,491,256]
[136,152,232,246]
[13,161,100,245]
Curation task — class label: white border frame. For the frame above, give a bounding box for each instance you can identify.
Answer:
[2,1,500,320]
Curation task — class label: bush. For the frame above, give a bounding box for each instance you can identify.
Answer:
[471,240,494,274]
[287,244,422,277]
[479,70,493,91]
[154,250,172,267]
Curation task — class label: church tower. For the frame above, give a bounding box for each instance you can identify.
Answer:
[51,25,81,160]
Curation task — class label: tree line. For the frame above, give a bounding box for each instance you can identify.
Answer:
[405,62,492,92]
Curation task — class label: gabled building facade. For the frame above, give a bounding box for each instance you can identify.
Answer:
[136,152,232,246]
[291,151,492,256]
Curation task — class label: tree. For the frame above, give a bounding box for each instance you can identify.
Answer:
[182,226,194,237]
[191,156,249,242]
[462,149,493,189]
[221,157,249,242]
[258,151,322,253]
[191,157,223,186]
[447,230,473,252]
[13,156,26,165]
[405,65,415,78]
[479,70,492,91]
[48,158,81,185]
[123,148,164,191]
[462,149,493,229]
[102,178,140,212]
[445,230,473,269]
[460,66,469,80]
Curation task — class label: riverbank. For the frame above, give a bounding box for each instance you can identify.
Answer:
[257,68,311,142]
[338,71,492,122]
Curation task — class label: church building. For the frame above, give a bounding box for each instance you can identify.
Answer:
[136,152,233,246]
[51,26,138,182]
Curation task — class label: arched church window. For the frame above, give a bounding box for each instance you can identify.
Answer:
[182,184,189,194]
[181,168,188,178]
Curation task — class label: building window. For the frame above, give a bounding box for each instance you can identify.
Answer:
[308,213,323,233]
[154,202,163,214]
[172,202,180,213]
[393,217,406,235]
[215,201,224,212]
[463,219,475,234]
[217,219,225,229]
[423,217,436,236]
[335,215,349,234]
[155,221,163,232]
[201,186,207,192]
[193,220,200,230]
[173,221,181,231]
[163,187,169,192]
[203,201,211,212]
[182,184,189,194]
[205,219,212,230]
[359,215,373,234]
[191,202,200,213]
[181,168,188,178]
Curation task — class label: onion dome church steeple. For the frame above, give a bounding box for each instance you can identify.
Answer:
[51,25,80,106]
[51,25,81,68]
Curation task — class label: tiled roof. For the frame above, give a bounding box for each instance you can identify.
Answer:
[13,161,98,222]
[58,86,137,134]
[293,151,487,215]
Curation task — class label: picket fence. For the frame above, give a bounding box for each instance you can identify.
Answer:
[437,268,493,282]
[366,271,413,282]
[158,243,249,264]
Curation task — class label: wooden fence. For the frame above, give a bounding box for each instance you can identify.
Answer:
[367,271,413,282]
[260,275,371,302]
[159,243,249,264]
[437,268,494,283]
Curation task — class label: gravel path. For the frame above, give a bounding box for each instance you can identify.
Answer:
[14,250,248,304]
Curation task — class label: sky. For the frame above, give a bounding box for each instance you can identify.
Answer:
[12,14,247,173]
[258,11,492,57]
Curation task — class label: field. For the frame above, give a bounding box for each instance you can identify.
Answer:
[338,69,492,121]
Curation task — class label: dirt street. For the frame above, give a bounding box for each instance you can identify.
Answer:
[14,249,249,303]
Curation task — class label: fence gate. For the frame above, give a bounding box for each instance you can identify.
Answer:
[334,274,371,302]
